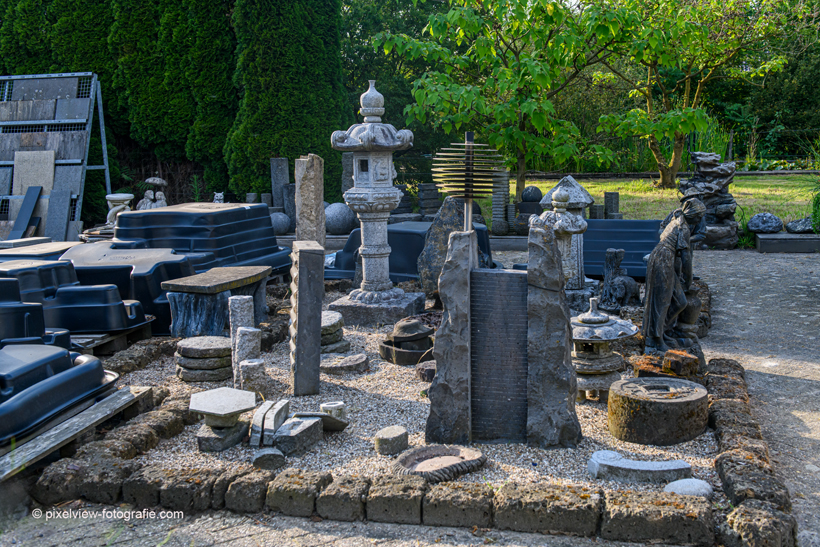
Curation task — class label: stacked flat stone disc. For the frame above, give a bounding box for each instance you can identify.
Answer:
[175,336,233,382]
[321,311,350,354]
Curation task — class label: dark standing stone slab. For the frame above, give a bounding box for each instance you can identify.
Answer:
[9,186,42,240]
[0,167,11,195]
[604,192,619,217]
[589,204,604,219]
[54,98,91,120]
[283,184,296,232]
[167,291,229,338]
[43,189,72,241]
[53,165,83,195]
[270,158,288,209]
[290,241,324,395]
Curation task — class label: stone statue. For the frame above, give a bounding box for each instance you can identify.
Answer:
[101,193,134,231]
[152,191,167,209]
[676,152,738,248]
[135,189,155,211]
[598,248,640,313]
[642,198,706,353]
[213,192,224,203]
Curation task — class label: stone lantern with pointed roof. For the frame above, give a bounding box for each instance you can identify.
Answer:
[328,81,425,325]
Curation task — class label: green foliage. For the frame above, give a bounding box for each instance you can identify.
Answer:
[184,0,237,192]
[226,0,349,200]
[812,179,820,233]
[0,0,55,74]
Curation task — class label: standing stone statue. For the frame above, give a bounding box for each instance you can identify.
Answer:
[294,154,326,248]
[598,248,640,313]
[136,190,155,211]
[643,198,706,353]
[152,191,167,209]
[677,152,738,249]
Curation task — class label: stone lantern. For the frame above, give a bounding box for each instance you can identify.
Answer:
[328,81,425,325]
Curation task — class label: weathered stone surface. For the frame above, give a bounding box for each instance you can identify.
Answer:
[225,470,275,513]
[374,425,408,455]
[271,212,290,235]
[176,365,232,383]
[272,417,323,456]
[664,478,714,498]
[719,500,797,547]
[707,374,750,404]
[539,188,588,290]
[105,424,159,454]
[494,483,601,536]
[321,353,368,375]
[417,197,491,295]
[290,241,324,396]
[316,476,370,521]
[190,387,256,428]
[718,432,771,463]
[253,447,286,470]
[122,465,168,507]
[540,175,595,212]
[131,409,184,439]
[663,349,700,376]
[167,292,229,338]
[160,397,201,425]
[266,468,333,517]
[238,358,276,399]
[521,185,542,202]
[708,357,746,381]
[341,152,354,193]
[320,401,347,421]
[159,468,217,512]
[175,353,231,370]
[785,216,814,234]
[715,450,791,511]
[423,482,493,528]
[271,157,288,209]
[367,475,427,525]
[212,467,251,509]
[31,458,89,505]
[234,327,261,377]
[196,419,249,452]
[415,360,436,382]
[321,311,344,334]
[292,412,349,432]
[295,154,326,248]
[747,212,783,233]
[426,230,477,445]
[526,221,582,448]
[601,491,714,546]
[283,183,297,232]
[320,328,343,345]
[77,456,142,504]
[74,440,137,461]
[177,336,232,359]
[325,202,357,235]
[262,399,290,446]
[250,400,275,447]
[328,292,425,327]
[588,450,692,482]
[320,339,351,354]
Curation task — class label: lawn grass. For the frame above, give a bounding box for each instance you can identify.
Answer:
[474,174,818,225]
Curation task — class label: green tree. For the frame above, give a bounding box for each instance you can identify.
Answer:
[597,0,807,188]
[225,0,351,200]
[0,0,55,75]
[184,0,237,192]
[377,0,637,199]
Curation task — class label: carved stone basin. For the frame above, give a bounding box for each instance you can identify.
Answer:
[392,445,486,483]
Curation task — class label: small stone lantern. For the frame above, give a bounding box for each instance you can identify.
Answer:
[328,81,425,325]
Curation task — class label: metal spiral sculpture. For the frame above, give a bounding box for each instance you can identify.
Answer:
[432,132,505,231]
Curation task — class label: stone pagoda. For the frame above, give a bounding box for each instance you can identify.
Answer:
[328,81,425,325]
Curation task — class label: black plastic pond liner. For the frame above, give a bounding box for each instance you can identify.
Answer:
[0,345,117,447]
[111,202,291,275]
[326,221,494,281]
[0,278,70,349]
[0,260,149,334]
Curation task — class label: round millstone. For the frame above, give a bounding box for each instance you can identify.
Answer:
[607,378,708,446]
[321,311,344,335]
[321,339,351,354]
[320,353,368,375]
[321,328,344,346]
[663,478,714,499]
[177,336,231,359]
[392,445,486,483]
[175,365,233,383]
[374,425,409,455]
[175,352,232,370]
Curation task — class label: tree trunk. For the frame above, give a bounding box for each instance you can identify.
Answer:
[647,133,686,189]
[516,149,526,201]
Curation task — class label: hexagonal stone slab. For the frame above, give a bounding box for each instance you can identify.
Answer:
[189,387,256,428]
[177,336,232,358]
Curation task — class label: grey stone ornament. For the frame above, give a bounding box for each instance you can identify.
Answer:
[521,186,542,202]
[325,202,357,235]
[392,445,486,483]
[747,212,783,233]
[271,212,291,235]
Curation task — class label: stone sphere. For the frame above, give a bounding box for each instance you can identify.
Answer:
[325,202,358,235]
[270,212,291,235]
[747,212,783,234]
[514,213,533,235]
[491,219,509,236]
[521,186,543,203]
[324,201,330,209]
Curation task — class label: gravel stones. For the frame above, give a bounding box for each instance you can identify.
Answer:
[785,216,815,234]
[325,202,357,235]
[521,185,543,202]
[196,418,250,452]
[266,468,332,517]
[374,425,408,455]
[367,475,428,524]
[423,482,493,528]
[588,450,692,482]
[317,476,370,521]
[494,483,601,536]
[253,448,286,470]
[272,416,323,456]
[177,336,231,358]
[664,478,714,498]
[607,378,708,446]
[747,212,784,233]
[321,353,368,375]
[189,387,256,427]
[601,491,714,546]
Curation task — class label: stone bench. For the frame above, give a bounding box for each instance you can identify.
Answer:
[161,266,271,338]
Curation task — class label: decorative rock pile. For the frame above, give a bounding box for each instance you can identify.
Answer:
[417,182,443,220]
[678,152,738,248]
[175,336,232,382]
[321,311,350,354]
[190,387,256,452]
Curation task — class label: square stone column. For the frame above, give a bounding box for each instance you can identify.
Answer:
[270,158,288,209]
[295,154,325,248]
[289,241,325,395]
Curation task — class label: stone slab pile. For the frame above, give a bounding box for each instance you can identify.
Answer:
[678,151,738,248]
[417,182,443,220]
[190,387,256,452]
[320,311,350,354]
[175,336,232,383]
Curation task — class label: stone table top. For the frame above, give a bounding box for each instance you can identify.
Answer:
[161,266,272,294]
[189,387,256,418]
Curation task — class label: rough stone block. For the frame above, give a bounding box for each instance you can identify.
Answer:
[663,350,700,376]
[320,328,343,345]
[707,375,749,404]
[31,459,87,505]
[225,470,275,513]
[262,399,290,446]
[316,476,370,522]
[234,327,261,373]
[321,311,344,335]
[74,440,137,461]
[716,450,791,511]
[494,483,600,536]
[212,467,251,510]
[366,475,427,525]
[131,409,184,439]
[321,353,368,375]
[719,500,797,547]
[175,353,232,370]
[78,457,142,505]
[272,417,322,456]
[250,400,275,447]
[588,450,692,482]
[423,483,493,528]
[601,491,714,546]
[266,468,333,517]
[161,398,202,426]
[176,365,233,382]
[294,154,325,248]
[159,469,217,512]
[122,465,168,508]
[718,433,771,463]
[707,358,746,382]
[178,336,232,359]
[328,292,425,328]
[320,339,351,354]
[105,424,159,454]
[290,241,324,395]
[238,358,275,399]
[374,425,408,455]
[253,447,286,471]
[196,419,249,452]
[415,360,436,382]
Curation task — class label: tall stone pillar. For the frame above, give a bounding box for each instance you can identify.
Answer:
[270,158,288,210]
[294,154,325,248]
[289,241,324,396]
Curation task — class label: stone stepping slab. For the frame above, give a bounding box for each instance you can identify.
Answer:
[587,450,691,482]
[177,336,231,358]
[175,353,231,370]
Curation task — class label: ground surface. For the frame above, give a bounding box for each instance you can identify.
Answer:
[1,249,818,547]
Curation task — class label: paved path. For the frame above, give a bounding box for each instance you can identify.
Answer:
[1,249,818,547]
